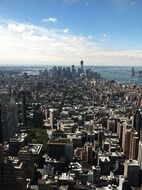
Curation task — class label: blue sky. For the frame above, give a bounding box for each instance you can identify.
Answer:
[0,0,142,66]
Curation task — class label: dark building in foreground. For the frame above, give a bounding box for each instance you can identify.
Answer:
[1,157,27,190]
[48,139,73,164]
[0,105,2,143]
[127,160,141,187]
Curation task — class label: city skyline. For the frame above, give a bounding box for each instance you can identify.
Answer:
[0,0,142,66]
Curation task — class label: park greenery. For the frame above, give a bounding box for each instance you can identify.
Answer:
[27,128,48,152]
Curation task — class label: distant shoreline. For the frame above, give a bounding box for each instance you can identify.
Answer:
[0,66,142,84]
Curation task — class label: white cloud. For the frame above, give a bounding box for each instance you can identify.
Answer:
[64,0,89,6]
[8,23,26,33]
[103,33,108,38]
[84,1,89,7]
[0,19,142,66]
[129,1,136,6]
[42,17,57,23]
[64,0,81,5]
[100,33,109,43]
[111,0,137,9]
[63,28,69,33]
[88,35,93,39]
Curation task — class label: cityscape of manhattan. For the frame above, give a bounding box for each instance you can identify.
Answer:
[0,0,142,190]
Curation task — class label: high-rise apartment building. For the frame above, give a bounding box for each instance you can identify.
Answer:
[124,128,139,160]
[133,109,142,138]
[138,130,142,169]
[129,129,139,160]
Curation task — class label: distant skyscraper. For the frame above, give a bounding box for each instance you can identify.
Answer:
[133,109,142,138]
[71,65,75,75]
[8,96,18,137]
[21,91,27,127]
[80,60,84,71]
[49,108,54,129]
[132,67,135,77]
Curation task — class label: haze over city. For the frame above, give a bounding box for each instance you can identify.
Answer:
[0,1,142,190]
[0,0,142,66]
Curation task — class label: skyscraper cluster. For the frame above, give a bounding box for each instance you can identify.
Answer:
[0,62,141,190]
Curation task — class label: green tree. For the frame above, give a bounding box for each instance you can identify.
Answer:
[27,128,48,152]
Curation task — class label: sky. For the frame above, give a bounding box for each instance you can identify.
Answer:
[0,0,142,66]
